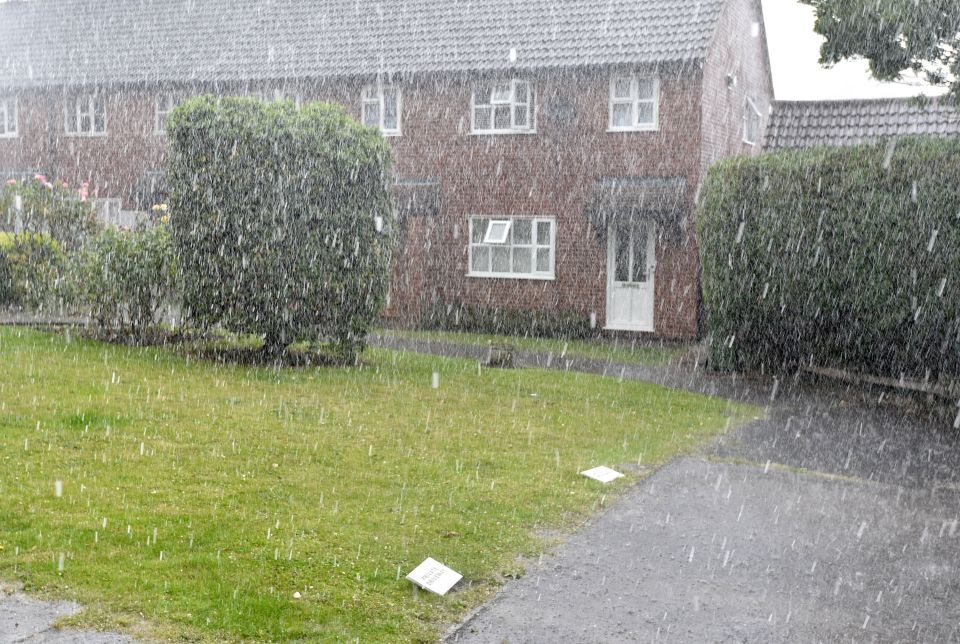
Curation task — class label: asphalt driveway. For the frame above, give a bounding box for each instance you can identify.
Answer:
[449,385,960,643]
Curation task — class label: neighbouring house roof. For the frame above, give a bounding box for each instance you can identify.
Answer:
[0,0,726,89]
[764,98,960,150]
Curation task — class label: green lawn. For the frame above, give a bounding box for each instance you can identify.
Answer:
[0,327,754,642]
[379,328,689,367]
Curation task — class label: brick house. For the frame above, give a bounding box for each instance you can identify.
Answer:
[0,0,773,338]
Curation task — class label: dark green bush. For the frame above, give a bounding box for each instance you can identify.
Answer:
[422,302,594,340]
[73,224,176,336]
[0,244,12,306]
[0,232,67,310]
[166,96,395,360]
[698,137,960,379]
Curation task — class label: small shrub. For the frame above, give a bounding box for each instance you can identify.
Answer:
[73,223,176,336]
[698,136,960,379]
[0,232,67,310]
[166,95,396,360]
[0,244,13,306]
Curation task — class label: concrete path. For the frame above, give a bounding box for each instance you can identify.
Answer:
[0,586,133,643]
[447,383,960,642]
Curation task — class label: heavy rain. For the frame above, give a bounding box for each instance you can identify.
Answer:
[0,0,958,642]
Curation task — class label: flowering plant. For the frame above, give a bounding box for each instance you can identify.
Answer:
[0,175,100,251]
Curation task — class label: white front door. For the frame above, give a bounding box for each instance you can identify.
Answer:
[606,219,656,332]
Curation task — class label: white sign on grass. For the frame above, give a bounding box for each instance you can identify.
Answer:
[406,557,462,596]
[580,466,624,484]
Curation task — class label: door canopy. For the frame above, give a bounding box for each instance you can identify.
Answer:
[584,176,687,243]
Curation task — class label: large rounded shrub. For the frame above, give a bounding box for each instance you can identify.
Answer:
[166,96,396,360]
[698,137,960,380]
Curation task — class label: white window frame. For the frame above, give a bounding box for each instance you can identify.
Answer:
[93,198,123,227]
[743,97,762,145]
[362,84,402,136]
[248,87,302,109]
[0,96,18,138]
[608,76,659,132]
[468,216,555,280]
[65,92,107,136]
[471,79,535,134]
[154,92,177,135]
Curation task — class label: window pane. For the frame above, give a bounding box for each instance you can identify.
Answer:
[512,247,532,273]
[514,81,528,104]
[471,246,490,273]
[474,87,492,105]
[485,220,511,244]
[94,110,105,133]
[383,91,399,130]
[632,227,648,282]
[536,248,551,273]
[80,113,91,132]
[513,219,532,244]
[636,101,655,125]
[536,221,551,244]
[612,103,632,127]
[363,102,380,128]
[472,218,489,243]
[493,105,511,130]
[612,78,632,99]
[615,226,630,282]
[492,84,511,103]
[491,246,510,273]
[474,106,491,130]
[636,79,655,100]
[513,104,528,128]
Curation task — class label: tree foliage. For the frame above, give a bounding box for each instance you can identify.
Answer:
[165,95,396,360]
[698,137,960,380]
[802,0,960,104]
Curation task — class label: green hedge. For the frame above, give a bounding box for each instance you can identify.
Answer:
[72,224,176,336]
[0,232,67,310]
[698,137,960,379]
[166,96,396,359]
[422,302,594,340]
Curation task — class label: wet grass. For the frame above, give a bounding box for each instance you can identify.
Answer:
[0,326,755,642]
[379,328,689,367]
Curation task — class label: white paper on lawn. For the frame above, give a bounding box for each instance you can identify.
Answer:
[406,557,462,596]
[580,466,624,484]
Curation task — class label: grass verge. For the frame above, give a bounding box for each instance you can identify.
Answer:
[378,328,688,367]
[0,327,755,642]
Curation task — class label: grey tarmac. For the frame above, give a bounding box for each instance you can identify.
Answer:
[448,382,960,643]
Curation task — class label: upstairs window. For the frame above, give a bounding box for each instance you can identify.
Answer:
[743,97,761,145]
[155,93,178,134]
[469,216,554,279]
[362,84,401,136]
[472,80,533,133]
[0,96,17,138]
[65,93,106,136]
[249,88,302,109]
[609,76,659,131]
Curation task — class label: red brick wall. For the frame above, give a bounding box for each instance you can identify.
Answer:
[381,68,706,338]
[0,64,723,339]
[700,0,775,174]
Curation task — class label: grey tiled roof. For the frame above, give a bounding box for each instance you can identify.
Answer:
[0,0,726,88]
[764,98,960,150]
